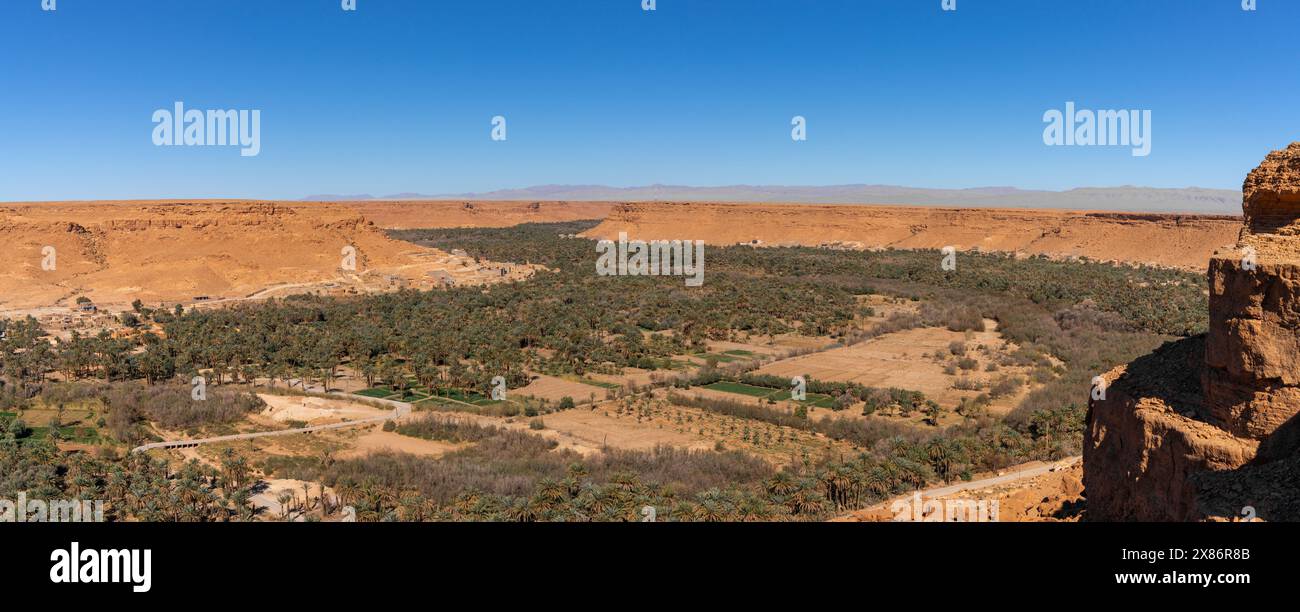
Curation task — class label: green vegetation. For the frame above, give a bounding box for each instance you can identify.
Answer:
[0,220,1205,521]
[703,381,779,397]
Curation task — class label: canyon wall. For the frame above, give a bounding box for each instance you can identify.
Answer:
[582,202,1240,270]
[1085,143,1300,521]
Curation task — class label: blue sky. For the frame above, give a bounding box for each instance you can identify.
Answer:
[0,0,1296,200]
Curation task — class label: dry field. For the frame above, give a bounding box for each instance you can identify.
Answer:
[333,426,462,459]
[257,393,390,426]
[526,407,713,454]
[515,374,611,403]
[757,322,1046,417]
[531,393,860,465]
[586,366,682,389]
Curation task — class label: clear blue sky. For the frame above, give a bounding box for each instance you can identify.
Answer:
[1,0,1296,200]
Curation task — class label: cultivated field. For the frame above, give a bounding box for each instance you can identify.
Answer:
[757,322,1046,417]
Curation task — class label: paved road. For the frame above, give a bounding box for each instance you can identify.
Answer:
[834,456,1081,521]
[910,456,1079,499]
[131,393,412,453]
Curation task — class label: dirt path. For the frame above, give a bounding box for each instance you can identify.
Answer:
[131,393,411,453]
[832,456,1081,521]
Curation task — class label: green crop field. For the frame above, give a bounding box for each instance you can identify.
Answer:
[702,381,837,407]
[27,426,100,444]
[693,352,746,363]
[355,387,396,399]
[703,381,779,397]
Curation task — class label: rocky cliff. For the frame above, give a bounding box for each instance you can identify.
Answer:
[1084,143,1300,521]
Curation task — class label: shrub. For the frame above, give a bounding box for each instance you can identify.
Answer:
[989,376,1025,399]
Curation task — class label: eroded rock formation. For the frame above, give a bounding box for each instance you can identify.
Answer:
[1084,143,1300,521]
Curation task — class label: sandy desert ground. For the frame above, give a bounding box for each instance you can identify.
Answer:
[0,199,535,315]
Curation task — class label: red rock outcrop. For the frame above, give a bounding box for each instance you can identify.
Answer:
[1084,143,1300,521]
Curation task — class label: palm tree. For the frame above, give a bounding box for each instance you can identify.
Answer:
[864,466,891,499]
[276,490,295,521]
[926,438,955,482]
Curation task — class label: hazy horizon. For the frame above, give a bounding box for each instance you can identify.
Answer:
[297,183,1243,215]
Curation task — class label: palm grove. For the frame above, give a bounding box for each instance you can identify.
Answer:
[0,221,1205,520]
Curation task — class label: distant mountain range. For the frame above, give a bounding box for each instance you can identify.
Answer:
[303,184,1242,215]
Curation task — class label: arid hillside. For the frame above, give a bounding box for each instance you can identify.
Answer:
[340,200,615,229]
[581,202,1241,270]
[0,200,529,314]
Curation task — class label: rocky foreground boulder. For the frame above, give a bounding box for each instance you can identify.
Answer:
[1084,143,1300,521]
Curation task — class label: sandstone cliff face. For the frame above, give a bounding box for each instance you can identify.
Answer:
[1085,143,1300,521]
[1243,143,1300,238]
[1205,257,1300,438]
[581,202,1239,270]
[1084,338,1257,521]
